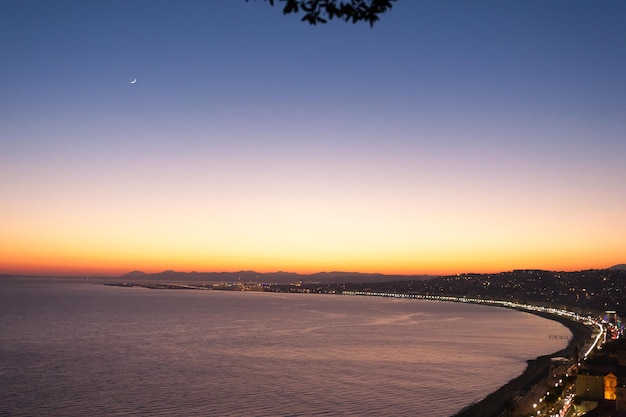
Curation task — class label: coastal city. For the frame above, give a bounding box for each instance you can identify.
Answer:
[109,267,626,417]
[3,2,625,416]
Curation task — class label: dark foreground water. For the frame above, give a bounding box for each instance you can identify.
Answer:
[0,278,570,416]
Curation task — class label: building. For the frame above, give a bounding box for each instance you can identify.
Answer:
[577,373,605,400]
[616,386,626,413]
[605,373,618,400]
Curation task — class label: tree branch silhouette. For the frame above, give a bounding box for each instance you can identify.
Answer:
[247,0,396,26]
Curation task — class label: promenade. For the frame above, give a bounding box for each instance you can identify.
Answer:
[453,311,592,417]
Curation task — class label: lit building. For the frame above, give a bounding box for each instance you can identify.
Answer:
[604,372,617,400]
[605,310,618,326]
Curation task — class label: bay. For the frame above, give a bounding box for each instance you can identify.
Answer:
[0,278,570,416]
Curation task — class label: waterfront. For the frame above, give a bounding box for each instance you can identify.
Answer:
[1,278,571,416]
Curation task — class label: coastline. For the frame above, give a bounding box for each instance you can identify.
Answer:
[100,281,596,417]
[452,309,592,417]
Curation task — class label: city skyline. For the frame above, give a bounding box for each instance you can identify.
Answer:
[2,1,625,276]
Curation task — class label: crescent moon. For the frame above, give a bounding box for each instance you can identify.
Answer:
[130,78,137,84]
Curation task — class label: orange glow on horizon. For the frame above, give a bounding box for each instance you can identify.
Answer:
[2,157,624,278]
[1,252,622,278]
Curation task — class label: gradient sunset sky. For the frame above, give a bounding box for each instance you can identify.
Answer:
[1,1,625,276]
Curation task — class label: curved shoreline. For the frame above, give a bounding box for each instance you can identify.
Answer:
[101,283,595,416]
[452,309,592,417]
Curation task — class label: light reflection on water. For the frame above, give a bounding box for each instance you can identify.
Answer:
[0,278,570,416]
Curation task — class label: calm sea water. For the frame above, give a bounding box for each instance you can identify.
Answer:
[0,278,570,417]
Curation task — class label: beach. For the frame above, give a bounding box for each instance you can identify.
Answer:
[453,310,592,417]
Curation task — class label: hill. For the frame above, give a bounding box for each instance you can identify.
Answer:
[119,270,433,284]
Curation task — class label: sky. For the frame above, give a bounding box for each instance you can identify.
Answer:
[1,0,625,276]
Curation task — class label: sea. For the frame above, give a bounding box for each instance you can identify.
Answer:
[0,277,571,417]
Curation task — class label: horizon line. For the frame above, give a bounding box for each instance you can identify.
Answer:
[2,264,624,279]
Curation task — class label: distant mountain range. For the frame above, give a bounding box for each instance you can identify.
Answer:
[119,270,434,284]
[2,265,624,283]
[120,265,626,283]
